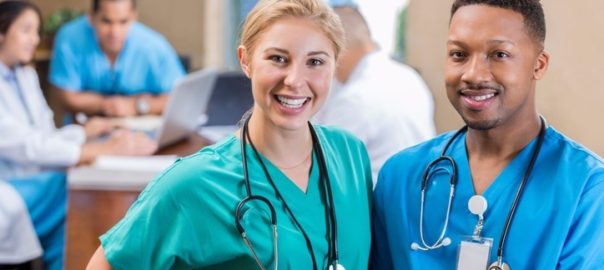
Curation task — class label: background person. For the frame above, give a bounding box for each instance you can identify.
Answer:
[314,5,435,183]
[49,0,185,117]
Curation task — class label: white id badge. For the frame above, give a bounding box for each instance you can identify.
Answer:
[456,236,493,270]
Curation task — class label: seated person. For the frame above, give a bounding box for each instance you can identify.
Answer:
[0,1,156,268]
[49,0,185,117]
[314,5,436,183]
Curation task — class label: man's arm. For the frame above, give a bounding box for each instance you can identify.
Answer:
[557,173,604,269]
[136,93,169,116]
[57,86,105,115]
[57,86,169,117]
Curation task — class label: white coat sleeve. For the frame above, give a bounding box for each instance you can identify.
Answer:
[0,115,85,167]
[0,180,43,263]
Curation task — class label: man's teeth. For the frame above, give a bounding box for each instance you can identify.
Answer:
[277,96,307,108]
[470,93,495,101]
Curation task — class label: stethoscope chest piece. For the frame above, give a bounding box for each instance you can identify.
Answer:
[327,263,346,270]
[488,261,510,270]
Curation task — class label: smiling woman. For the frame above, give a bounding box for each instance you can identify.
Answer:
[86,0,373,269]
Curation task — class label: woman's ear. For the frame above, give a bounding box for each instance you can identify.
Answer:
[533,50,550,80]
[238,45,251,78]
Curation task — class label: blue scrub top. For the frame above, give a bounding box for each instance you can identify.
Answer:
[49,16,185,96]
[371,126,604,269]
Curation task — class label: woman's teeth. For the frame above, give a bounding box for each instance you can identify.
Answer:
[277,96,307,108]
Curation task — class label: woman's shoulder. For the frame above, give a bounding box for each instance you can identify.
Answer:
[144,135,242,193]
[314,124,371,167]
[313,124,364,148]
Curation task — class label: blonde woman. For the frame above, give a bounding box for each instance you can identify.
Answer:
[87,0,372,269]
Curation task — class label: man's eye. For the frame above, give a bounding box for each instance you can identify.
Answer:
[494,51,510,58]
[449,51,466,60]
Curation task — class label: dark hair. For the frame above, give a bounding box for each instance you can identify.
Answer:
[92,0,136,13]
[0,0,42,35]
[451,0,545,44]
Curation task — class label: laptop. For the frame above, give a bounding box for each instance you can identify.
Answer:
[197,71,254,142]
[111,68,219,148]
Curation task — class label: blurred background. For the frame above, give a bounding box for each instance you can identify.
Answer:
[30,0,604,153]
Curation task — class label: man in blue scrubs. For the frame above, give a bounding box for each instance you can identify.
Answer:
[371,0,604,269]
[49,0,185,117]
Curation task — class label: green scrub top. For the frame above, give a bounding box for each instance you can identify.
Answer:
[100,125,373,269]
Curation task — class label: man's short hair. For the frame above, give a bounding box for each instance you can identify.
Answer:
[451,0,545,44]
[92,0,136,13]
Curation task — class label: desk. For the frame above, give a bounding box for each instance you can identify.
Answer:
[66,135,209,270]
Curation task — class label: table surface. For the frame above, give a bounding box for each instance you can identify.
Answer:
[66,134,209,270]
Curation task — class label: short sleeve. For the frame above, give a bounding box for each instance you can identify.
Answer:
[151,39,185,94]
[557,173,604,269]
[100,169,198,270]
[49,28,82,91]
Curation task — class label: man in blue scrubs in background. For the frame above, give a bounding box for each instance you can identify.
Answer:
[50,0,185,118]
[371,0,604,269]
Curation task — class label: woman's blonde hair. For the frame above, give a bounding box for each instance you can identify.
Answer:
[240,0,345,60]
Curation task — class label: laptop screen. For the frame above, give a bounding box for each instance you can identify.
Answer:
[204,71,254,126]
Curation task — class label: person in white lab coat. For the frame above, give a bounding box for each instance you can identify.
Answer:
[0,1,156,269]
[0,2,157,179]
[313,6,436,184]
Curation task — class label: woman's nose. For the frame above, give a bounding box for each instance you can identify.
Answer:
[283,63,305,90]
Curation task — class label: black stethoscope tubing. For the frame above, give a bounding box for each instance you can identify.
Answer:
[236,115,340,270]
[493,117,545,267]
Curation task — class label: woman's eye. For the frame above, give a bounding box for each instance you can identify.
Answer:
[308,58,324,66]
[269,55,287,63]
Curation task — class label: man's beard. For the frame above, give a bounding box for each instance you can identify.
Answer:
[461,116,500,130]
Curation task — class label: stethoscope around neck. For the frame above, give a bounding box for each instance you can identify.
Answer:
[235,115,345,270]
[411,117,546,270]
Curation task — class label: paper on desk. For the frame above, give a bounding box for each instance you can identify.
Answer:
[68,155,177,191]
[95,155,177,171]
[110,115,163,131]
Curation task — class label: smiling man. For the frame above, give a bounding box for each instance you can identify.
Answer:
[371,0,604,269]
[49,0,184,118]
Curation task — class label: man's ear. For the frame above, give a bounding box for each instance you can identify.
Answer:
[237,45,251,78]
[533,50,550,80]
